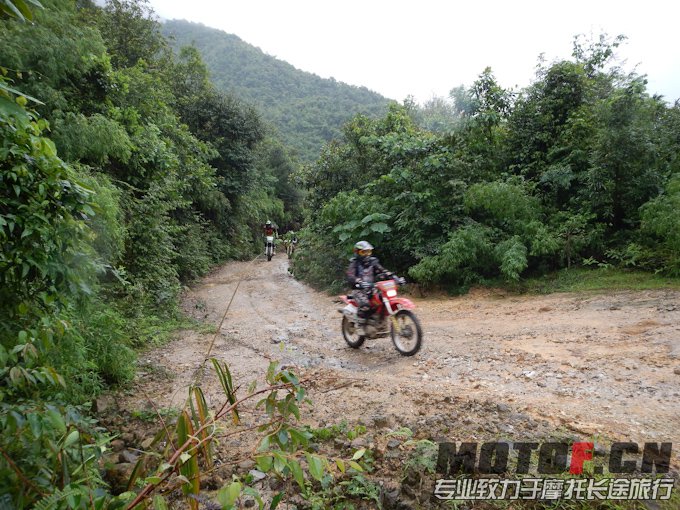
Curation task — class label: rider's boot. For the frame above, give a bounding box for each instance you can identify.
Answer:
[356,306,371,336]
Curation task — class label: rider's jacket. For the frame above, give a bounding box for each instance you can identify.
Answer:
[264,226,275,237]
[346,256,388,286]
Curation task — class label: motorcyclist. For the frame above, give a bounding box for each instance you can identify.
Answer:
[346,241,394,333]
[264,220,277,255]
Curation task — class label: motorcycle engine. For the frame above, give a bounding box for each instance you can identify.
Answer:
[364,317,386,337]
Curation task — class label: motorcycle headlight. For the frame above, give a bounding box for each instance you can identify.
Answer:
[386,289,397,297]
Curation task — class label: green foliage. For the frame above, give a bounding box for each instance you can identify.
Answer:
[121,181,183,306]
[409,225,495,288]
[122,361,366,510]
[640,175,680,275]
[402,439,438,476]
[496,236,528,281]
[66,300,136,389]
[52,112,133,165]
[0,112,94,301]
[464,181,539,225]
[98,0,169,69]
[0,401,113,509]
[0,98,96,396]
[1,1,307,507]
[79,170,126,267]
[0,91,124,509]
[336,475,381,508]
[519,267,680,294]
[295,34,680,292]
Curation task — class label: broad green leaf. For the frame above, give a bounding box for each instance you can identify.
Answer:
[217,481,241,509]
[46,408,66,434]
[370,222,391,233]
[335,459,346,473]
[258,435,270,452]
[270,493,283,510]
[62,429,80,449]
[348,460,363,472]
[289,459,304,489]
[351,448,366,461]
[256,455,273,472]
[152,495,169,510]
[305,453,324,482]
[0,96,29,118]
[157,462,173,473]
[11,0,34,20]
[0,0,25,21]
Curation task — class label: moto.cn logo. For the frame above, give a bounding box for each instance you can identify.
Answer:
[436,441,673,475]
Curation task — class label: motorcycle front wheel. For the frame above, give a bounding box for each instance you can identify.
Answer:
[390,310,422,356]
[341,316,365,348]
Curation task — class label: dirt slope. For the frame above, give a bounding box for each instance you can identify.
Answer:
[118,255,680,472]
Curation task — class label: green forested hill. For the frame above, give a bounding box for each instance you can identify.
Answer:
[162,19,393,162]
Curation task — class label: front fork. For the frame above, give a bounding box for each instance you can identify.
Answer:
[390,315,401,334]
[385,297,401,334]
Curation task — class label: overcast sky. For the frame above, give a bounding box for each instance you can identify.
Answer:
[148,0,680,104]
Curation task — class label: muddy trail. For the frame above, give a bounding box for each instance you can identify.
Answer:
[106,255,680,505]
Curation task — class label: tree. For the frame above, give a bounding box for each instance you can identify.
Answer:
[98,0,168,68]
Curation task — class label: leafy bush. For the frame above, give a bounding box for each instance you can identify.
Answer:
[0,93,121,509]
[640,175,680,275]
[0,401,111,509]
[409,225,495,287]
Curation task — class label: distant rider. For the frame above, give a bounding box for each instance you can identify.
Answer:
[346,241,393,332]
[264,220,277,255]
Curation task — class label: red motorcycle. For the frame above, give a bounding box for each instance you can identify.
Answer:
[339,276,422,356]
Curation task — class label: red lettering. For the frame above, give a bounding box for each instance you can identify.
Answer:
[570,442,594,474]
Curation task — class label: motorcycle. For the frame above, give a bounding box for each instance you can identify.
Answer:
[338,276,422,356]
[265,235,275,261]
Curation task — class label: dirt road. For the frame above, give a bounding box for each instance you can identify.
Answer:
[120,255,680,476]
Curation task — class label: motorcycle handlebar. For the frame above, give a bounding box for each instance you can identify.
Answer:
[356,276,406,289]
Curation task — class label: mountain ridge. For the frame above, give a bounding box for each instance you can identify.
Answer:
[162,19,394,162]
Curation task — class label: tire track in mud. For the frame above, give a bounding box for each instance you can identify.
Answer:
[123,256,680,469]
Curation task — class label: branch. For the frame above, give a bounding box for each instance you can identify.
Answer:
[0,445,46,497]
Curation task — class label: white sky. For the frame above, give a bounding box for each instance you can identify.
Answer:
[149,0,680,104]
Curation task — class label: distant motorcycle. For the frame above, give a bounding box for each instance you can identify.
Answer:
[265,235,275,261]
[338,276,422,356]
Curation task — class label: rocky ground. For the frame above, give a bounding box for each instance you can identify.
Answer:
[100,256,680,508]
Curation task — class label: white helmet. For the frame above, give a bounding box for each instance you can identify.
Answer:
[354,240,374,258]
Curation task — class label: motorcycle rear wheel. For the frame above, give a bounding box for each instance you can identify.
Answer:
[342,316,365,348]
[390,310,422,356]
